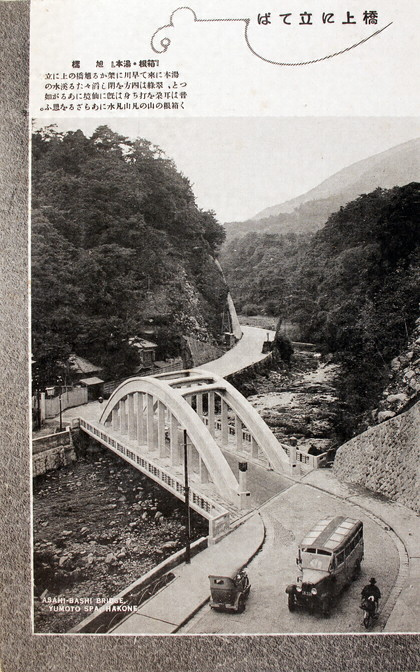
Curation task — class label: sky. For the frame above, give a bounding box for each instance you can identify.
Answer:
[33,117,420,223]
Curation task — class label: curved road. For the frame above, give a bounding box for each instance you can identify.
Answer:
[181,482,399,634]
[202,326,274,378]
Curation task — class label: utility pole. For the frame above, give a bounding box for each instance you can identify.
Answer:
[183,429,191,564]
[57,376,63,431]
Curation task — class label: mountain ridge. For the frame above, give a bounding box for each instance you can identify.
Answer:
[253,137,420,221]
[224,137,419,240]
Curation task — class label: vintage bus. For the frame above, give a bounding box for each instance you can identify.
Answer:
[286,515,364,617]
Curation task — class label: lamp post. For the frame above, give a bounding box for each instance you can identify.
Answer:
[183,429,191,564]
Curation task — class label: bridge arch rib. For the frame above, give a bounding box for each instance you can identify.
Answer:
[98,376,240,504]
[156,368,290,472]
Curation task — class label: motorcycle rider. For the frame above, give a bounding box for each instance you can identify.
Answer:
[361,578,381,615]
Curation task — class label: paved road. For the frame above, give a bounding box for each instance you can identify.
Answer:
[181,483,399,634]
[202,326,274,378]
[222,448,291,508]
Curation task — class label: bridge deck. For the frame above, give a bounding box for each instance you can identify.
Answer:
[80,418,245,528]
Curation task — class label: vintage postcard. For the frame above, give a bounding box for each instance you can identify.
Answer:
[2,0,419,668]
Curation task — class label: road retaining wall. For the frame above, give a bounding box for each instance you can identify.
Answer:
[226,353,273,390]
[32,428,77,477]
[333,401,419,513]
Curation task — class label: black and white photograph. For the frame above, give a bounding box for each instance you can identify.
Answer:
[30,116,420,636]
[1,0,419,670]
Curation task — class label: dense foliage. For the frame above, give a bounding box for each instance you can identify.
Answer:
[32,125,226,385]
[222,183,420,436]
[220,232,310,316]
[290,183,420,434]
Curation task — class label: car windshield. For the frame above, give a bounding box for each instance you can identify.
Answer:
[301,549,332,572]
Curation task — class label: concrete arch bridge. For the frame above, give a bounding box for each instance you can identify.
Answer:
[79,368,290,540]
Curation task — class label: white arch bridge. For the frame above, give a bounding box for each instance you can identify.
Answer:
[79,368,291,540]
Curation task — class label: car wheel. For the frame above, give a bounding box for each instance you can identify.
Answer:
[288,593,296,612]
[237,596,245,613]
[321,599,331,618]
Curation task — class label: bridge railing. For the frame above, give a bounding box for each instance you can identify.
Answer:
[202,415,328,469]
[202,416,253,443]
[208,511,231,542]
[281,443,329,469]
[79,419,229,524]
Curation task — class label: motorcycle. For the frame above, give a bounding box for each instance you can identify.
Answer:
[360,594,378,629]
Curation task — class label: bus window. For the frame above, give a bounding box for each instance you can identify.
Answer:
[336,551,345,565]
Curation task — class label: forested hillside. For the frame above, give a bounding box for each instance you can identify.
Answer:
[31,125,227,384]
[223,183,420,435]
[290,183,419,433]
[220,232,310,316]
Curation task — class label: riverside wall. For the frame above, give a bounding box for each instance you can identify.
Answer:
[32,428,77,477]
[226,353,273,391]
[333,401,419,513]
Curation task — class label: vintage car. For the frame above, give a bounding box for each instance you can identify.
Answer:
[209,568,250,613]
[286,515,364,617]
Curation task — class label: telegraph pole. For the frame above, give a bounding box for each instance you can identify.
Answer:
[183,429,191,564]
[57,376,63,431]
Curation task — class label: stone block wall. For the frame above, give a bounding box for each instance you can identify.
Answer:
[333,401,419,513]
[32,429,77,477]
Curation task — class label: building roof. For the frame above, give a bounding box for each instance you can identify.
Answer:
[128,337,158,349]
[79,376,104,386]
[68,353,103,374]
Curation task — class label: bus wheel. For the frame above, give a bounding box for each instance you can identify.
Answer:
[288,594,296,612]
[352,560,361,581]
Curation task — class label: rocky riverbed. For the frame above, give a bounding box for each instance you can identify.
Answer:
[243,347,342,456]
[33,448,207,633]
